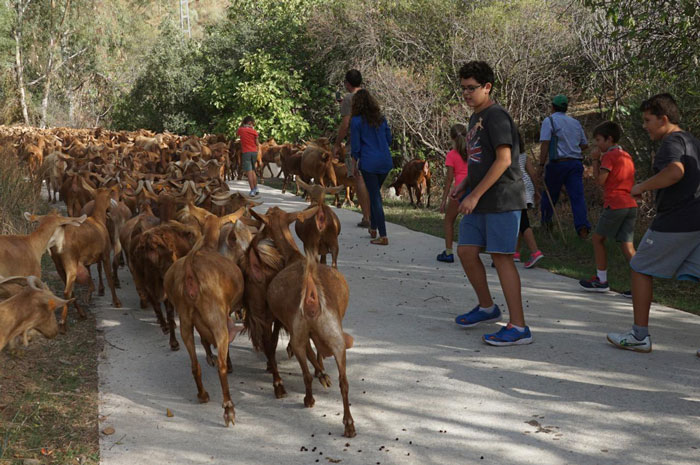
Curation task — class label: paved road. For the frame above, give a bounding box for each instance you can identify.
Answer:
[94,181,700,465]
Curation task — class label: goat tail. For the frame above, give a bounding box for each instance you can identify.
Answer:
[183,257,199,301]
[299,252,323,320]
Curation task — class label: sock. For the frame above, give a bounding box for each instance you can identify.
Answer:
[445,248,453,255]
[597,269,608,283]
[633,324,649,340]
[510,324,526,332]
[479,304,496,314]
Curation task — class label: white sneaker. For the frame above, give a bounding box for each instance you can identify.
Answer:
[606,329,651,353]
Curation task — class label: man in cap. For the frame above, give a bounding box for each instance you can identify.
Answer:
[537,94,591,238]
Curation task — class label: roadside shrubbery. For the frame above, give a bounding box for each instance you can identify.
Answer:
[0,151,45,235]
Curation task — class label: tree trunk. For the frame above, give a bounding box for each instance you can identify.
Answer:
[39,36,55,129]
[13,29,29,125]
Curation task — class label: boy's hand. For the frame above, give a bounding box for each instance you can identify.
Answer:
[631,183,644,197]
[458,193,480,215]
[439,199,446,214]
[590,147,601,161]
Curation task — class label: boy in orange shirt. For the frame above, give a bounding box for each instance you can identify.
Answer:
[579,121,637,293]
[237,115,260,197]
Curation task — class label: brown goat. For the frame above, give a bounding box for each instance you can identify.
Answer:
[163,208,246,426]
[389,159,432,207]
[0,276,70,352]
[294,179,344,268]
[50,188,122,331]
[281,150,303,194]
[131,221,200,350]
[0,212,87,278]
[301,144,337,187]
[331,160,356,207]
[251,206,356,437]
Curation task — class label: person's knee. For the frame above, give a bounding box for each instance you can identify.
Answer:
[457,246,480,263]
[592,233,606,244]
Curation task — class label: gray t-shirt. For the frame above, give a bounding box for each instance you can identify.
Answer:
[340,91,356,154]
[466,103,526,213]
[652,131,700,232]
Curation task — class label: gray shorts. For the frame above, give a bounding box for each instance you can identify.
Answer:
[595,207,637,242]
[242,152,257,172]
[630,229,700,281]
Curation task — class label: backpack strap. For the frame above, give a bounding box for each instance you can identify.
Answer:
[547,115,559,161]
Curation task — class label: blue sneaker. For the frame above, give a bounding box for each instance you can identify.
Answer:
[483,324,533,346]
[437,251,454,263]
[455,305,502,328]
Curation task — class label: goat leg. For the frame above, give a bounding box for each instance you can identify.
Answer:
[60,267,78,333]
[150,297,169,334]
[165,300,179,351]
[96,262,105,297]
[290,333,315,408]
[202,336,216,367]
[215,329,235,427]
[305,339,331,388]
[408,187,416,207]
[101,253,122,308]
[180,317,209,403]
[333,348,356,438]
[264,322,286,398]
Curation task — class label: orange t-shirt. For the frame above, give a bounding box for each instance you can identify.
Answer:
[237,126,258,153]
[600,146,637,209]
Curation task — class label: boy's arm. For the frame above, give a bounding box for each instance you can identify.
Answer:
[459,144,511,215]
[334,116,351,157]
[631,162,685,196]
[592,149,609,186]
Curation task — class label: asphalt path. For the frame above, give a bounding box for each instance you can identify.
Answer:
[93,180,700,465]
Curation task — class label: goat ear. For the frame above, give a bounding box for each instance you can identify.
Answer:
[219,206,246,226]
[249,209,269,225]
[64,214,87,227]
[292,206,320,224]
[325,185,345,196]
[24,212,37,222]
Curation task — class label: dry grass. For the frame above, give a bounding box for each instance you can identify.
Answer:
[0,152,45,235]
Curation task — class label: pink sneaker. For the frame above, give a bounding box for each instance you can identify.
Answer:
[513,252,521,262]
[524,250,544,269]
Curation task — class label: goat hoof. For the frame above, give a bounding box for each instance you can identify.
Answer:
[223,411,235,427]
[59,323,67,334]
[344,424,357,438]
[170,341,180,351]
[304,395,315,408]
[206,355,216,367]
[317,373,332,388]
[113,299,122,308]
[197,391,210,403]
[160,325,169,335]
[274,384,287,399]
[139,299,148,309]
[98,289,105,297]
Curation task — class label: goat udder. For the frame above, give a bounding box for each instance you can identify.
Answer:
[343,332,354,349]
[76,264,91,285]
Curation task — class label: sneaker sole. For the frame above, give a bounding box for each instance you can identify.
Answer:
[483,335,533,346]
[437,258,454,263]
[524,255,544,269]
[456,314,502,328]
[606,335,651,353]
[580,286,610,293]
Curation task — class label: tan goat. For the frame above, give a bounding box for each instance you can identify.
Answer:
[0,211,87,278]
[294,179,344,268]
[50,187,122,332]
[0,276,71,352]
[163,208,246,427]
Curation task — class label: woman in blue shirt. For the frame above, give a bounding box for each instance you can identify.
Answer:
[350,89,393,245]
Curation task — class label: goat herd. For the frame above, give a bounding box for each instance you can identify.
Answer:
[0,125,439,438]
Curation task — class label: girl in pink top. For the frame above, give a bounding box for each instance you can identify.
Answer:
[437,124,469,262]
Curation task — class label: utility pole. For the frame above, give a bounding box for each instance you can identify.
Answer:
[179,0,191,38]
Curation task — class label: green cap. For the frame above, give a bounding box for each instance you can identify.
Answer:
[552,94,568,107]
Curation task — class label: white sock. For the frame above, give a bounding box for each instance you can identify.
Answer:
[479,304,496,314]
[510,324,526,332]
[597,269,608,283]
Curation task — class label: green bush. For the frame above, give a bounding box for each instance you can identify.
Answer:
[0,153,46,235]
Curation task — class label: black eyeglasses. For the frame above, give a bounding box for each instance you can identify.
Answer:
[462,85,482,93]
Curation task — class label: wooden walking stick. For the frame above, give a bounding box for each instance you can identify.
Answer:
[530,147,568,245]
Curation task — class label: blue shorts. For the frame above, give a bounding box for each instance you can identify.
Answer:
[458,210,521,254]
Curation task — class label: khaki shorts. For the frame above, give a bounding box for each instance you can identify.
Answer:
[631,229,700,281]
[242,152,257,172]
[595,207,637,242]
[345,155,356,178]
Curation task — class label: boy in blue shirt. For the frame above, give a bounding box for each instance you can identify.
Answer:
[451,61,532,346]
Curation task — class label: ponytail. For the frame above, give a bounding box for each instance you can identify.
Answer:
[450,123,468,162]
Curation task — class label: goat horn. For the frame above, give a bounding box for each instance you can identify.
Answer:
[210,191,235,201]
[219,207,246,225]
[145,180,156,194]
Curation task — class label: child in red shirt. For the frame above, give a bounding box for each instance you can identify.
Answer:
[437,124,469,263]
[237,115,260,197]
[579,121,637,293]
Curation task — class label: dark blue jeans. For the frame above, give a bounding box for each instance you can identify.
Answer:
[540,159,591,233]
[360,170,388,237]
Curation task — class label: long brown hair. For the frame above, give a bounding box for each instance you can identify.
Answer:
[351,89,383,128]
[450,123,468,162]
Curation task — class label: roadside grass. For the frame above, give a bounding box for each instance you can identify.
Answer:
[259,176,700,315]
[0,266,99,465]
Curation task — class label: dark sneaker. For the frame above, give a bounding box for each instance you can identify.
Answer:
[483,324,533,346]
[606,330,651,353]
[621,290,632,298]
[437,251,454,263]
[455,305,502,328]
[578,226,590,239]
[579,276,609,292]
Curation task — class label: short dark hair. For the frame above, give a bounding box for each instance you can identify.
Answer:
[459,61,494,89]
[640,93,680,125]
[593,121,622,143]
[242,115,254,125]
[345,69,362,88]
[552,103,568,113]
